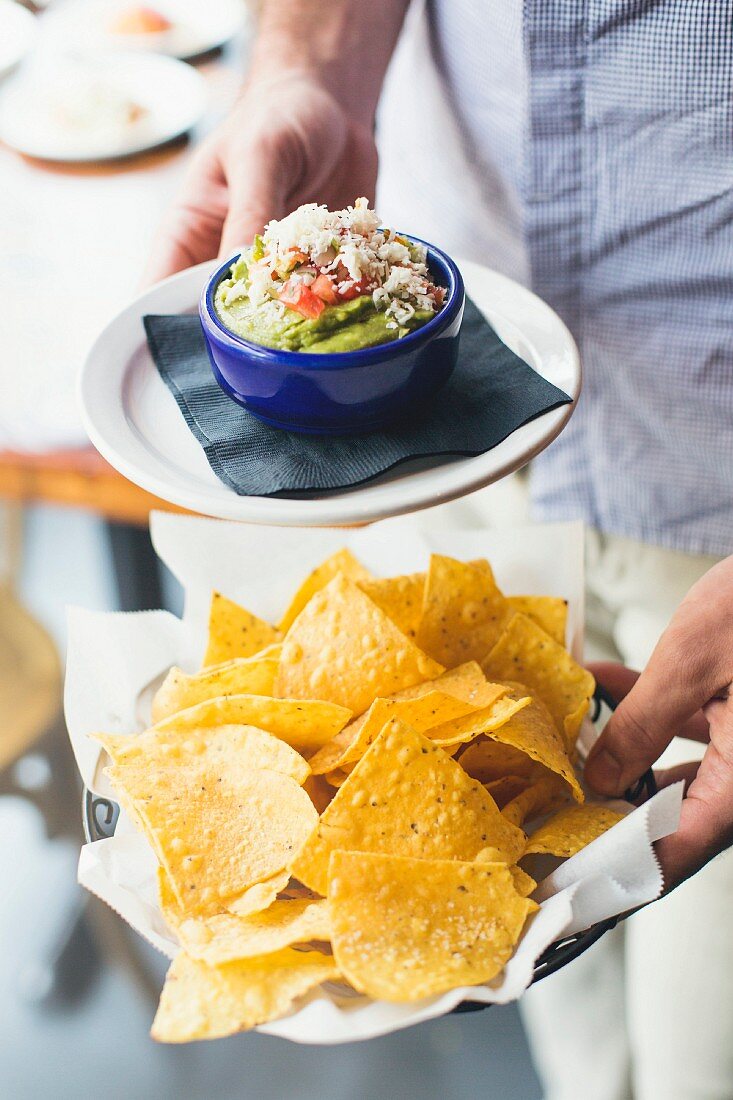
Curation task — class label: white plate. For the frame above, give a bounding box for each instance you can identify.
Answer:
[79,259,581,527]
[0,50,206,161]
[0,0,36,79]
[42,0,246,61]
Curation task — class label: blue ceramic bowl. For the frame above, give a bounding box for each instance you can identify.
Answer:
[199,237,465,435]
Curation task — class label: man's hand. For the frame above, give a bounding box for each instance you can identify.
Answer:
[585,556,733,888]
[144,0,408,284]
[144,76,377,283]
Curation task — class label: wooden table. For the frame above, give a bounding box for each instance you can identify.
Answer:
[0,30,248,604]
[0,447,180,526]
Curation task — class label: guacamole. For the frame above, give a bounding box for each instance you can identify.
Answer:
[213,199,445,354]
[215,275,434,354]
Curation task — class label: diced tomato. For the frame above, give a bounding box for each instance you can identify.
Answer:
[337,278,368,302]
[311,273,339,304]
[279,283,326,320]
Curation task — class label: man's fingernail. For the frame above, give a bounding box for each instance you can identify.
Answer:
[586,749,622,793]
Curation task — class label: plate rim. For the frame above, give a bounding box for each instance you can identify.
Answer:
[41,0,246,62]
[0,50,207,163]
[0,0,36,79]
[79,259,581,527]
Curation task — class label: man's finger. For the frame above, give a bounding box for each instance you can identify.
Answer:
[587,662,640,702]
[653,760,700,793]
[144,207,219,286]
[143,147,227,285]
[588,662,710,749]
[655,744,733,888]
[219,201,278,260]
[218,144,289,259]
[584,621,723,795]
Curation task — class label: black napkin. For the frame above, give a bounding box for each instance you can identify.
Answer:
[144,299,571,498]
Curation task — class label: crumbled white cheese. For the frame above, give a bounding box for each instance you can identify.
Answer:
[229,199,442,318]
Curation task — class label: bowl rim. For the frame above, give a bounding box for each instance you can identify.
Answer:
[199,234,465,371]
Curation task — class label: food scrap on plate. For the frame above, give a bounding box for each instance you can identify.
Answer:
[92,548,623,1043]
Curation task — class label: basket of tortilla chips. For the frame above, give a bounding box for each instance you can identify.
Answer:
[67,517,680,1045]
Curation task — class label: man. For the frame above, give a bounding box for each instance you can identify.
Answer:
[147,3,733,1096]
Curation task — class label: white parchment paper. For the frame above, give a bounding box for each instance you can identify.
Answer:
[65,512,682,1044]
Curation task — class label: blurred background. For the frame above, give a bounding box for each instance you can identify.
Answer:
[0,1,542,1096]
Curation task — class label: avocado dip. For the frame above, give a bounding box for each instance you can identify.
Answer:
[213,198,445,355]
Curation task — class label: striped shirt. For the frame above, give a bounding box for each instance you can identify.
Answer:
[377,0,733,556]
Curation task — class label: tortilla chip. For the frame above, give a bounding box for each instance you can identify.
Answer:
[94,724,310,786]
[564,698,590,752]
[278,879,320,902]
[291,720,526,895]
[426,692,531,748]
[151,656,278,723]
[477,683,583,802]
[507,595,567,647]
[308,662,491,776]
[416,555,511,667]
[483,775,531,810]
[323,768,350,788]
[303,773,336,814]
[329,851,536,1002]
[177,898,331,966]
[509,865,537,897]
[151,948,338,1042]
[278,548,372,633]
[357,573,425,637]
[482,613,595,749]
[106,759,317,916]
[309,686,504,776]
[276,575,443,715]
[502,776,569,829]
[459,738,537,783]
[152,694,351,755]
[202,591,280,667]
[158,866,184,930]
[386,661,490,705]
[523,803,626,858]
[226,871,291,917]
[160,862,291,930]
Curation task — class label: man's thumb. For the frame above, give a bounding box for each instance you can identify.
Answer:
[219,154,287,259]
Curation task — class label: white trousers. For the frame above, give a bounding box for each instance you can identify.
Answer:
[520,529,733,1100]
[429,482,733,1098]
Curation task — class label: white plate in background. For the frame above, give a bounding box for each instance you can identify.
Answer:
[0,0,37,80]
[79,259,581,527]
[0,50,206,161]
[42,0,247,60]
